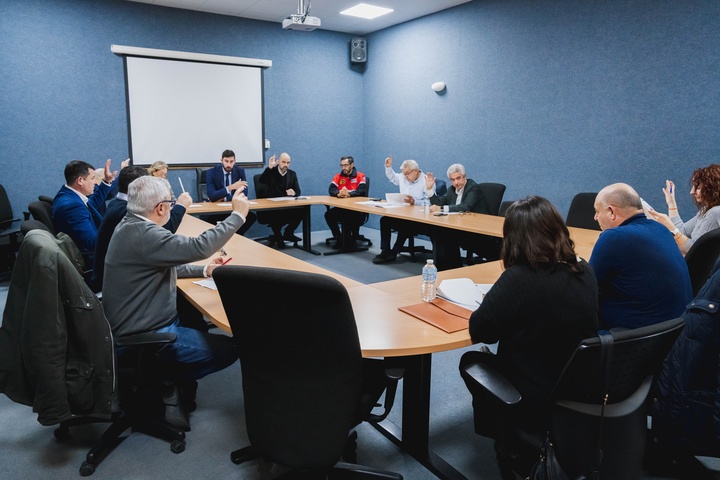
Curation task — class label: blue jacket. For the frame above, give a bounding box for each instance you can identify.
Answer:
[206,164,247,202]
[590,214,692,329]
[652,265,720,454]
[52,182,112,252]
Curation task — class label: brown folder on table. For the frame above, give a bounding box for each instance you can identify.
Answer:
[398,297,471,333]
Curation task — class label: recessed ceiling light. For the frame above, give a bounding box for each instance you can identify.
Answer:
[340,3,393,20]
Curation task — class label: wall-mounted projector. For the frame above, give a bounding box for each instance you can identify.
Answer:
[282,14,321,31]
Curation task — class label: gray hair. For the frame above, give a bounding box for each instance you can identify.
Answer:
[446,163,466,177]
[127,176,173,217]
[401,159,419,171]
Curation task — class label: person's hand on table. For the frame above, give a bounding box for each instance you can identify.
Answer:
[206,256,226,277]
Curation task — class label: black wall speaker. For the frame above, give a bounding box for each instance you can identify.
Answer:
[350,38,367,63]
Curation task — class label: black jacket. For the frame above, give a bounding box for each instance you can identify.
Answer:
[0,230,115,425]
[652,265,720,454]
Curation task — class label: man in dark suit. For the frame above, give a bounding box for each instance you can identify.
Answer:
[425,163,489,270]
[204,149,256,235]
[52,159,118,253]
[90,165,191,292]
[257,152,303,248]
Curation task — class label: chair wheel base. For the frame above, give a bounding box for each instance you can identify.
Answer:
[170,440,186,453]
[79,461,96,476]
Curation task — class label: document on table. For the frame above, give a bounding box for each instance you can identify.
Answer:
[437,278,493,311]
[218,202,258,206]
[193,278,217,290]
[267,196,297,201]
[355,200,409,208]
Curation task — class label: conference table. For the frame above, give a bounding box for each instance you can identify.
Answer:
[177,198,600,479]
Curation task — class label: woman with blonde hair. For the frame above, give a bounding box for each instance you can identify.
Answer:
[148,161,168,179]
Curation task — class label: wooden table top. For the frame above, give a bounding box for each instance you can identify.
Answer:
[176,198,600,356]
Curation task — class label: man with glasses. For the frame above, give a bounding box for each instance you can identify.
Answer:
[373,157,429,264]
[103,176,250,428]
[90,165,192,292]
[52,159,120,253]
[324,155,368,249]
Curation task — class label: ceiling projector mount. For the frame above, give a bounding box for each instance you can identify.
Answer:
[282,0,321,31]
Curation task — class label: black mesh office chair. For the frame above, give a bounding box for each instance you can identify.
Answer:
[465,182,506,264]
[683,227,720,296]
[566,192,601,231]
[398,179,447,261]
[195,168,209,202]
[461,317,685,479]
[214,266,402,479]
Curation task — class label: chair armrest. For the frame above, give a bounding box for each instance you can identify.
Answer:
[463,362,522,405]
[116,332,176,347]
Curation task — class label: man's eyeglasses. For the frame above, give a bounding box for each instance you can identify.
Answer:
[156,199,176,208]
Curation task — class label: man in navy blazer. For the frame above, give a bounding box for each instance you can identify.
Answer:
[52,159,118,253]
[204,149,256,235]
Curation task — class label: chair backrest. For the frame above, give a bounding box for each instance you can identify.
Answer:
[38,195,54,205]
[553,317,685,405]
[28,200,55,234]
[476,182,506,215]
[684,227,720,296]
[195,168,209,202]
[214,266,363,469]
[498,200,514,217]
[566,192,600,231]
[20,219,52,235]
[0,184,16,228]
[253,174,270,199]
[435,179,448,197]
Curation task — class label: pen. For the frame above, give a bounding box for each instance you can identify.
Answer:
[179,178,186,193]
[220,257,233,266]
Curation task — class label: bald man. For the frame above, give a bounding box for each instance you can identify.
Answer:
[257,152,303,248]
[590,183,692,329]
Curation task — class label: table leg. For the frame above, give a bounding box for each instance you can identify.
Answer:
[299,205,321,255]
[370,354,467,480]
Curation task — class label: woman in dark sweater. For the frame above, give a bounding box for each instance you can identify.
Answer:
[460,196,599,477]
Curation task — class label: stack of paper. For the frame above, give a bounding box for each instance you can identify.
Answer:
[437,278,492,310]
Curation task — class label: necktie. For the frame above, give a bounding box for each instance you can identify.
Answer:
[225,173,231,188]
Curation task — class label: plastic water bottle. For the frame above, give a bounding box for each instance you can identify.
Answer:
[421,259,437,302]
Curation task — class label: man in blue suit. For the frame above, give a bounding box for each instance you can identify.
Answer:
[52,159,118,253]
[204,149,256,235]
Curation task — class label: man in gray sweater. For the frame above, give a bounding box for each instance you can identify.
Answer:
[103,176,249,383]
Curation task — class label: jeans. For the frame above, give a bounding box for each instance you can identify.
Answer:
[153,317,238,382]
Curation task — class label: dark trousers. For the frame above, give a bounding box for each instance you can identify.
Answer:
[324,207,365,239]
[200,211,257,236]
[260,209,304,238]
[379,217,429,253]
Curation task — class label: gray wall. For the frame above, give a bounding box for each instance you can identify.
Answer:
[3,0,719,231]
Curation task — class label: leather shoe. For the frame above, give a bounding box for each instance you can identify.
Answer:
[283,233,302,243]
[372,251,397,264]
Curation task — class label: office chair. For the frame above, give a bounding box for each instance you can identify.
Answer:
[0,184,21,270]
[461,317,685,479]
[0,229,186,476]
[214,266,403,479]
[397,179,447,261]
[465,182,506,265]
[38,194,54,204]
[566,192,601,231]
[683,227,720,296]
[28,200,56,234]
[20,219,52,235]
[498,200,514,217]
[325,177,372,254]
[195,168,209,202]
